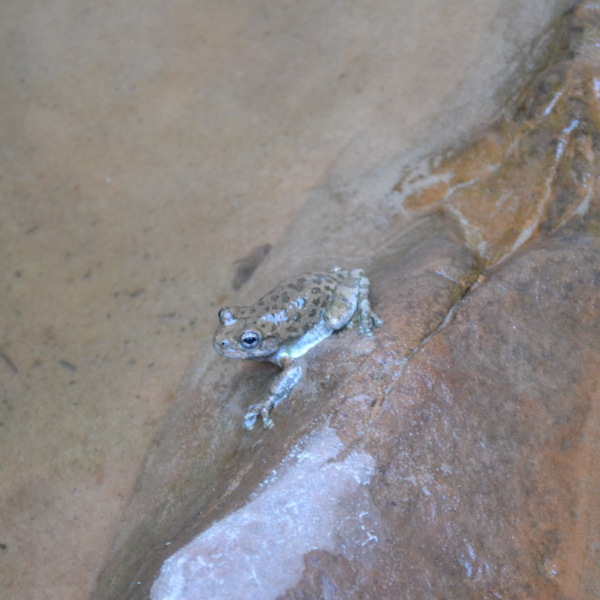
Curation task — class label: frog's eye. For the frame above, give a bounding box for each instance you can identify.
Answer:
[239,331,261,349]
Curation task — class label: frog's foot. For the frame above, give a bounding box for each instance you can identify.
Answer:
[355,305,383,336]
[243,401,275,430]
[347,308,381,336]
[355,277,383,337]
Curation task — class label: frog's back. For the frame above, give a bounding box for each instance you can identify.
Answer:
[248,271,340,331]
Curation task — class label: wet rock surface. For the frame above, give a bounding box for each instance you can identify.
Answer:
[397,0,600,264]
[94,4,600,599]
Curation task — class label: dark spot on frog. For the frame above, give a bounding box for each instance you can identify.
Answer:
[320,299,328,307]
[270,294,279,302]
[311,287,320,294]
[287,326,298,333]
[313,298,321,307]
[309,308,316,317]
[232,243,272,290]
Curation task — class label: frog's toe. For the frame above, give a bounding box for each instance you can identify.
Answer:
[356,310,382,336]
[243,406,260,430]
[243,401,276,430]
[358,323,374,337]
[261,414,275,429]
[258,400,276,427]
[243,415,257,431]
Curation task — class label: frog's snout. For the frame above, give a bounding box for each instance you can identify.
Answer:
[214,337,230,355]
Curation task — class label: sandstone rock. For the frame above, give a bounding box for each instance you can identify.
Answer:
[397,1,600,265]
[100,224,599,600]
[93,4,600,599]
[94,220,600,599]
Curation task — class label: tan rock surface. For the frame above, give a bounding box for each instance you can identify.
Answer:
[96,3,600,598]
[0,0,584,599]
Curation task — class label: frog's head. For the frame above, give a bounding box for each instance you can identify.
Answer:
[213,307,279,360]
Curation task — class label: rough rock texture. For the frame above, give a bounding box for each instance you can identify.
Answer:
[93,3,600,600]
[155,227,600,600]
[350,227,600,599]
[103,220,600,600]
[396,0,600,265]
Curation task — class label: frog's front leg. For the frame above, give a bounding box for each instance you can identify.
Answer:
[243,357,303,430]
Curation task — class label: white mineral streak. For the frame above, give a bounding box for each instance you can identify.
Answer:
[150,426,376,600]
[507,117,581,260]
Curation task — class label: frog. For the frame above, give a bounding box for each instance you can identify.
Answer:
[213,267,382,430]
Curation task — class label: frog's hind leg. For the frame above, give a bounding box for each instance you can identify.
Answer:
[323,276,360,331]
[352,270,383,337]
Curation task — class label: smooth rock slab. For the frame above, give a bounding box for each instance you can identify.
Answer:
[142,225,599,599]
[151,426,378,600]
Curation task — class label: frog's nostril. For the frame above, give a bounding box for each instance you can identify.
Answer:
[221,340,227,346]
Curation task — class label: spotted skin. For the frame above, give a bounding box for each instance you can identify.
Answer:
[213,268,382,430]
